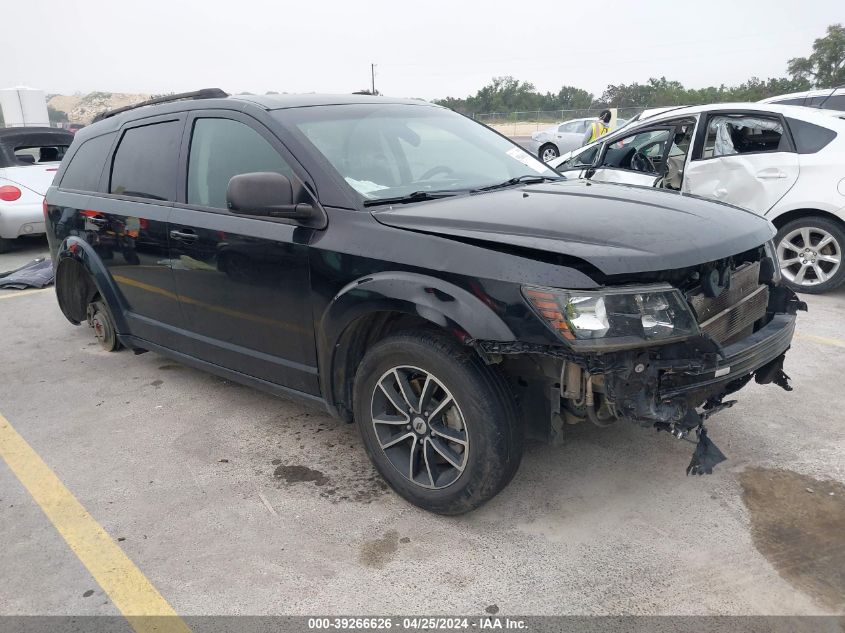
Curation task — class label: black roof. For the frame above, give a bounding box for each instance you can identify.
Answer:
[87,89,437,125]
[0,127,74,168]
[73,90,441,145]
[231,93,435,110]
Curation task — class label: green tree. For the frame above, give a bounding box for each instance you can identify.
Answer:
[554,86,594,110]
[788,24,845,87]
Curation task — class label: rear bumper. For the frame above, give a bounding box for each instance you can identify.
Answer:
[0,201,46,238]
[659,313,796,399]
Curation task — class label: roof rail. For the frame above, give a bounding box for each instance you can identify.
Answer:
[92,88,229,123]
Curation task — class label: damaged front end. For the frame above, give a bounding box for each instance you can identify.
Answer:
[475,244,807,475]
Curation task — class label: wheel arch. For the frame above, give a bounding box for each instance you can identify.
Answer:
[55,236,128,332]
[538,142,559,156]
[768,208,845,231]
[318,272,515,420]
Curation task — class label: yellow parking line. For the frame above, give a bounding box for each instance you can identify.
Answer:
[795,332,845,349]
[0,288,52,300]
[0,412,191,633]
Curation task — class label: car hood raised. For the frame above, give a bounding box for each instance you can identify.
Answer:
[371,180,775,275]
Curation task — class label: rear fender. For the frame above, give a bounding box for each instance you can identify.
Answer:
[55,235,128,332]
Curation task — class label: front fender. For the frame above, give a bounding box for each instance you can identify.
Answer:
[322,271,515,347]
[56,236,129,332]
[318,271,516,418]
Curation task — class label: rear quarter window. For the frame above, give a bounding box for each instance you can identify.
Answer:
[59,132,116,192]
[820,95,845,111]
[786,117,838,154]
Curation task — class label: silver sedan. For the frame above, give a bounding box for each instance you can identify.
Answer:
[528,117,628,162]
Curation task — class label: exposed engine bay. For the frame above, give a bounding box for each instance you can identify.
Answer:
[474,245,808,475]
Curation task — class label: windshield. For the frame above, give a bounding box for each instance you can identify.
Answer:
[275,104,558,200]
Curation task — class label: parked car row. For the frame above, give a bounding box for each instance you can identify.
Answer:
[546,103,845,293]
[39,90,807,514]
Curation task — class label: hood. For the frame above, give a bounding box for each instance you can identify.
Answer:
[371,180,775,275]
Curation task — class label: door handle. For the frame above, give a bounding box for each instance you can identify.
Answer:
[756,170,787,180]
[713,188,728,198]
[169,229,198,242]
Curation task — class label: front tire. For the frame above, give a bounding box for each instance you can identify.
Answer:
[776,216,845,294]
[538,143,559,162]
[353,331,522,515]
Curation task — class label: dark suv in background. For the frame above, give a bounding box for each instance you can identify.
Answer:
[45,90,805,514]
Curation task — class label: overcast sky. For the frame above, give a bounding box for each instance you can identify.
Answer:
[3,0,841,102]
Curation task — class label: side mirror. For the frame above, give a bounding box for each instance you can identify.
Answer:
[226,172,312,220]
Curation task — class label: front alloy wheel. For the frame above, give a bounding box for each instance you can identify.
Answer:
[371,366,469,489]
[776,218,844,293]
[353,331,522,514]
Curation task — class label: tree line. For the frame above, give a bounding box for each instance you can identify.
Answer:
[435,24,844,115]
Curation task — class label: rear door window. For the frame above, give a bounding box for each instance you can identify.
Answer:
[14,145,68,164]
[110,120,182,201]
[700,115,788,158]
[60,132,116,192]
[186,118,293,210]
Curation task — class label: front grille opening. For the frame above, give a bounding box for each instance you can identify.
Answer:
[687,260,769,346]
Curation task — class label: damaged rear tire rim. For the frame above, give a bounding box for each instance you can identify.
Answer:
[371,365,469,490]
[777,227,841,286]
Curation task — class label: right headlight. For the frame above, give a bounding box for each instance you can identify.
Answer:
[523,284,700,351]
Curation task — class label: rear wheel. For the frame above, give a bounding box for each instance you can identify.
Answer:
[776,216,845,294]
[0,237,13,254]
[86,299,121,351]
[353,331,522,515]
[539,143,559,162]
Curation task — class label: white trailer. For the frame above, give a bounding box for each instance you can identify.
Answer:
[0,86,50,128]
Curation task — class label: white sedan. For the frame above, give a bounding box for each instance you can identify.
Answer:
[549,103,845,293]
[0,127,73,253]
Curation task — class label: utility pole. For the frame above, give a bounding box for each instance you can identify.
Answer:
[371,64,377,95]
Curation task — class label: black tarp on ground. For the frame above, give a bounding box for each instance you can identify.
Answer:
[0,258,54,289]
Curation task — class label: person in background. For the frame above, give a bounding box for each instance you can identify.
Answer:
[582,109,613,146]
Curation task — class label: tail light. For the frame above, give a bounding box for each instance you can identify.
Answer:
[43,198,48,218]
[0,185,22,201]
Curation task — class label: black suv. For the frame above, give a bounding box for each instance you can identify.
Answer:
[45,90,805,514]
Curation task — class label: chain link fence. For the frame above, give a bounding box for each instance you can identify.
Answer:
[474,107,650,136]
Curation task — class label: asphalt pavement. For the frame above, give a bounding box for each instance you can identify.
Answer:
[1,237,844,618]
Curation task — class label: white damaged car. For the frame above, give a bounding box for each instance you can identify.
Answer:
[549,103,845,293]
[0,127,73,252]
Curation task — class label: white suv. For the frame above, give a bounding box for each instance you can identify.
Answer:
[549,103,845,293]
[0,127,73,252]
[761,87,845,112]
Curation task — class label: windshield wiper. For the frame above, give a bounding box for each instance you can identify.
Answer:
[363,190,461,207]
[472,174,563,193]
